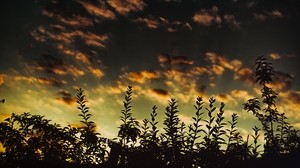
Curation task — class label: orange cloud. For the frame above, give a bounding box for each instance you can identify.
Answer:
[13,76,67,87]
[31,26,109,48]
[193,6,222,26]
[216,93,235,104]
[124,70,160,84]
[134,17,160,29]
[57,45,91,65]
[277,91,300,119]
[78,0,116,19]
[41,9,93,27]
[134,16,192,32]
[88,66,105,78]
[205,52,242,71]
[108,0,146,15]
[211,65,225,75]
[52,65,85,77]
[269,53,281,60]
[0,74,4,85]
[189,66,210,76]
[231,89,253,101]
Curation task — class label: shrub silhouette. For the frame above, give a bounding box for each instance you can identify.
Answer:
[0,55,299,168]
[243,55,300,157]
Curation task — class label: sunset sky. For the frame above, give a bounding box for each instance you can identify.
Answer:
[0,0,300,141]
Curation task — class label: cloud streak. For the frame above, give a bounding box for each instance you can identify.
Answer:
[108,0,146,15]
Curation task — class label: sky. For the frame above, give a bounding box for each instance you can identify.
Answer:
[0,0,300,141]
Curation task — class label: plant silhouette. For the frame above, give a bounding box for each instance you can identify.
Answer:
[0,56,299,168]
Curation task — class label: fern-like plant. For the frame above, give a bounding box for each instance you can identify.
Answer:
[188,96,204,151]
[76,88,107,164]
[250,126,261,158]
[118,86,140,146]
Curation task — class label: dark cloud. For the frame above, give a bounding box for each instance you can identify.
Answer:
[286,91,300,103]
[197,84,207,93]
[38,77,66,87]
[234,68,255,85]
[158,54,194,66]
[151,88,169,96]
[270,71,295,90]
[223,14,241,29]
[32,53,84,78]
[56,90,75,105]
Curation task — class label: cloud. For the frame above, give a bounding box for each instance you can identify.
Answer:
[253,9,284,22]
[41,9,93,27]
[253,13,267,22]
[233,68,255,85]
[193,6,222,27]
[230,89,254,102]
[205,52,242,71]
[32,54,85,78]
[223,14,241,29]
[269,53,281,60]
[277,91,300,119]
[151,88,169,96]
[88,66,105,78]
[134,16,160,29]
[133,16,192,32]
[0,74,4,85]
[13,76,67,87]
[108,0,146,15]
[211,65,225,75]
[158,54,194,67]
[141,88,171,104]
[122,70,160,84]
[57,45,92,65]
[267,71,294,91]
[189,66,210,76]
[56,90,75,105]
[78,0,116,19]
[31,26,109,48]
[216,93,235,104]
[267,10,284,18]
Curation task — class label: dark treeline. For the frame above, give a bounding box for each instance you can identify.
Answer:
[0,56,299,168]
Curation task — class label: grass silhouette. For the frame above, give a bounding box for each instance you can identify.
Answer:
[0,56,299,168]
